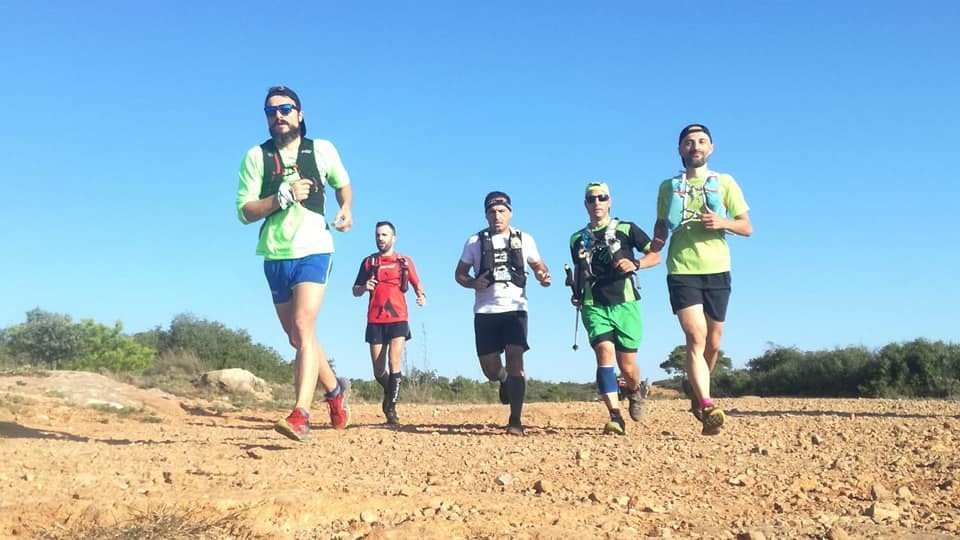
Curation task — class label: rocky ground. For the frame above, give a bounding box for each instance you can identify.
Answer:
[1,372,958,539]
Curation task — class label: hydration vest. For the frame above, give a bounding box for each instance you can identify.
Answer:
[478,228,526,288]
[259,138,326,216]
[665,172,728,231]
[368,254,410,293]
[574,218,622,281]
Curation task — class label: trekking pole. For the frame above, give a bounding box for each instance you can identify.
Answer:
[564,264,581,351]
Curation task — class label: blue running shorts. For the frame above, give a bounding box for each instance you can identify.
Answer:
[264,253,333,304]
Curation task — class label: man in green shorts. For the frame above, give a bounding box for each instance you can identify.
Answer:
[569,182,661,435]
[236,86,354,441]
[651,124,752,435]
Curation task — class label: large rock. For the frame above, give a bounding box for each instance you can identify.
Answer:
[199,368,272,400]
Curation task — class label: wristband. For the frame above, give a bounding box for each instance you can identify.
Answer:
[277,183,295,210]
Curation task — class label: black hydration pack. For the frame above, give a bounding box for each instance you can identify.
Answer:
[258,137,325,216]
[478,228,526,288]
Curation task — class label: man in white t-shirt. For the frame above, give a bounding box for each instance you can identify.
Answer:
[455,191,552,436]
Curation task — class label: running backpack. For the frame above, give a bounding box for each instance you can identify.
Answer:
[368,254,410,293]
[665,173,728,231]
[258,137,326,217]
[478,228,526,288]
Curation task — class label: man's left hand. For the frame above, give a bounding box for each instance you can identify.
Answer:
[333,208,353,231]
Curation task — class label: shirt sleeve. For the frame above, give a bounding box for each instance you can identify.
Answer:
[522,232,542,265]
[314,139,350,190]
[721,174,750,218]
[460,236,479,267]
[236,146,265,224]
[628,222,653,253]
[353,257,370,287]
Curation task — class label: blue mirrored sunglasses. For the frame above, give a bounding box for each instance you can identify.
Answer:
[264,104,297,116]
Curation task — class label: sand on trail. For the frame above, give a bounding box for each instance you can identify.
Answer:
[1,372,958,538]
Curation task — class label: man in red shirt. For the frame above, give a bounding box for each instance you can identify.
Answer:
[353,221,426,424]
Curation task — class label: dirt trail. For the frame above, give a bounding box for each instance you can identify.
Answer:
[1,374,959,538]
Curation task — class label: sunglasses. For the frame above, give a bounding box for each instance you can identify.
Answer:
[585,194,610,203]
[264,104,297,116]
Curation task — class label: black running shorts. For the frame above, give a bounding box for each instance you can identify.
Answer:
[365,321,412,344]
[473,311,529,356]
[666,272,732,322]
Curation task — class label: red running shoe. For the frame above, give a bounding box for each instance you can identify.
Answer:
[274,407,310,442]
[326,377,351,429]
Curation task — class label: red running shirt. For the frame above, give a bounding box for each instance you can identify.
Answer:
[353,253,422,323]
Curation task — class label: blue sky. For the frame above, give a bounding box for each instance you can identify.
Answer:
[2,2,958,383]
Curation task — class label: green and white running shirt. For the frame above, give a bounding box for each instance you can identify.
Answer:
[656,173,749,275]
[236,139,350,260]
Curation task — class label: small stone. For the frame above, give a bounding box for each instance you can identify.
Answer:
[871,483,892,501]
[576,450,590,461]
[866,502,900,522]
[811,434,823,445]
[737,531,766,540]
[614,496,630,506]
[360,511,378,523]
[496,474,514,486]
[826,526,849,540]
[533,479,552,494]
[896,486,913,501]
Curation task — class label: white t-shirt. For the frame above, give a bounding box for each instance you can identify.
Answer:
[459,228,542,314]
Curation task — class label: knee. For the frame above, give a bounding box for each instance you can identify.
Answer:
[685,332,707,350]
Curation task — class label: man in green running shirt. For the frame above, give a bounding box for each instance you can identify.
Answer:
[651,124,752,436]
[236,86,353,441]
[569,182,660,435]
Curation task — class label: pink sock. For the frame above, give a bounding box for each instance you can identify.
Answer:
[700,398,714,409]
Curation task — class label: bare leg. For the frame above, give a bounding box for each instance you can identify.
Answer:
[370,343,387,381]
[275,282,337,411]
[387,336,405,374]
[504,345,525,377]
[678,304,710,403]
[616,350,640,391]
[704,315,725,372]
[479,352,504,381]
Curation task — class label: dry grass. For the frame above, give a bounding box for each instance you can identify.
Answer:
[37,505,258,540]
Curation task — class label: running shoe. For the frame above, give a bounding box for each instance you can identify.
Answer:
[701,405,726,436]
[506,415,524,436]
[326,377,351,430]
[626,390,645,421]
[274,407,310,442]
[603,410,626,435]
[384,404,400,426]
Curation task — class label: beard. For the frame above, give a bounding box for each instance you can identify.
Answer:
[270,122,299,146]
[682,154,707,168]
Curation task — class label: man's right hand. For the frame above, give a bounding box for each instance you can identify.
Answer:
[290,179,315,202]
[571,296,581,307]
[472,270,492,289]
[365,278,378,292]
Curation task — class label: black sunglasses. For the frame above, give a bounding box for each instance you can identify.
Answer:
[264,104,297,116]
[585,194,610,203]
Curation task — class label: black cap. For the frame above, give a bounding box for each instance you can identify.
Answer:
[265,85,306,137]
[678,124,711,144]
[484,191,512,211]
